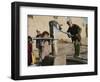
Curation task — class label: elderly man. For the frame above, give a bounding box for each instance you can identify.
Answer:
[67,20,81,58]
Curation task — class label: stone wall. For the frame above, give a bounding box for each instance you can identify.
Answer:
[28,15,88,45]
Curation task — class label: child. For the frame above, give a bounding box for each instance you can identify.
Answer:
[28,36,33,66]
[41,31,50,60]
[36,30,42,59]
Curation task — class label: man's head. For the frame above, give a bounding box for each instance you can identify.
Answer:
[67,20,72,27]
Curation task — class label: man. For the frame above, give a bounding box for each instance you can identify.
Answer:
[67,20,81,58]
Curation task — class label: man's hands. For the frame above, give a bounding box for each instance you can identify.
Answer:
[67,32,72,38]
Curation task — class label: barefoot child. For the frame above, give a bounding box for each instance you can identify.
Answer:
[41,31,50,60]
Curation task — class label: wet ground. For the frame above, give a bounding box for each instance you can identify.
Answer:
[29,42,88,66]
[54,42,87,65]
